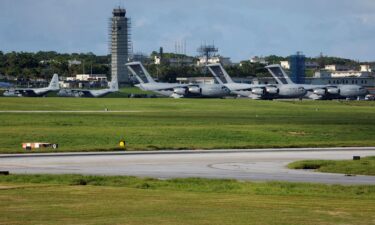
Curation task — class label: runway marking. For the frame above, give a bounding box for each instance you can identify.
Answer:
[0,163,81,171]
[208,162,288,174]
[1,147,375,158]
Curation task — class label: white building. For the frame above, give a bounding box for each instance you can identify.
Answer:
[59,81,71,88]
[331,71,369,78]
[176,77,215,84]
[280,61,290,69]
[360,65,375,72]
[68,60,82,67]
[314,71,331,78]
[65,77,76,81]
[280,61,319,70]
[197,56,232,67]
[325,65,350,71]
[75,74,108,82]
[154,56,194,66]
[250,56,267,64]
[315,70,370,78]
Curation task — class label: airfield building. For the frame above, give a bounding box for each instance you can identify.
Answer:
[110,7,132,85]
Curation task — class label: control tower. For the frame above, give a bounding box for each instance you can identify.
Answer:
[110,7,132,84]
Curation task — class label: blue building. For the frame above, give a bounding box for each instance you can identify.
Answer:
[289,52,306,84]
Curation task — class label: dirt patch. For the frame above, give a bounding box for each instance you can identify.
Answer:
[287,131,307,136]
[315,209,350,218]
[0,185,20,190]
[0,184,56,190]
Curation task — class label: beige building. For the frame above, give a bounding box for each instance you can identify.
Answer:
[75,74,108,82]
[360,65,374,72]
[325,65,350,71]
[154,56,194,66]
[197,56,232,66]
[250,56,267,64]
[176,77,216,84]
[330,71,369,78]
[280,61,290,69]
[315,70,370,78]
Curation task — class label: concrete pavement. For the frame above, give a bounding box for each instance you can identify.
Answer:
[1,147,374,185]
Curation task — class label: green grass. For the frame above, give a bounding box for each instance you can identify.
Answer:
[0,174,375,225]
[0,98,375,153]
[288,156,375,176]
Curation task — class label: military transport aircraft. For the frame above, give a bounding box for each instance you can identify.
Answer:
[57,78,118,98]
[126,62,230,98]
[266,64,368,100]
[3,74,59,97]
[207,63,306,100]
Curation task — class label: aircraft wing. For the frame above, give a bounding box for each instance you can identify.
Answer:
[15,89,38,96]
[58,89,94,97]
[153,84,190,92]
[231,84,268,92]
[302,85,337,91]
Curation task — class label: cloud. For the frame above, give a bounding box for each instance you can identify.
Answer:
[0,0,374,61]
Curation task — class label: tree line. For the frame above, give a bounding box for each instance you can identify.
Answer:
[0,51,109,80]
[0,51,369,82]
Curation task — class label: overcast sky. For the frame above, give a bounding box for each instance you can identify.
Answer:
[0,0,374,62]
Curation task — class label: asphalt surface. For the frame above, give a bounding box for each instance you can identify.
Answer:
[1,147,375,185]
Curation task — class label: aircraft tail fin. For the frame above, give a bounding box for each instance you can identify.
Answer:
[48,74,59,90]
[126,62,155,84]
[207,64,234,84]
[108,76,119,91]
[265,64,294,85]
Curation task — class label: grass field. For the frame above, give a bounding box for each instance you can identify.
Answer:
[288,156,375,176]
[0,98,374,153]
[0,174,375,225]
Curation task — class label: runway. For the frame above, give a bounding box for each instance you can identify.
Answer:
[1,147,375,185]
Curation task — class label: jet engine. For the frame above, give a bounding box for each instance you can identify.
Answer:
[313,88,327,96]
[74,91,85,97]
[251,88,265,95]
[327,87,340,95]
[188,86,201,94]
[173,88,187,95]
[265,87,279,94]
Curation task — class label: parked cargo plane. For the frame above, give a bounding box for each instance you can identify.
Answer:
[126,62,230,98]
[266,64,368,100]
[207,64,306,99]
[3,74,59,97]
[57,78,118,97]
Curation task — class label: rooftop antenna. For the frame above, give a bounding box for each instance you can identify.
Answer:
[197,42,218,64]
[184,39,186,55]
